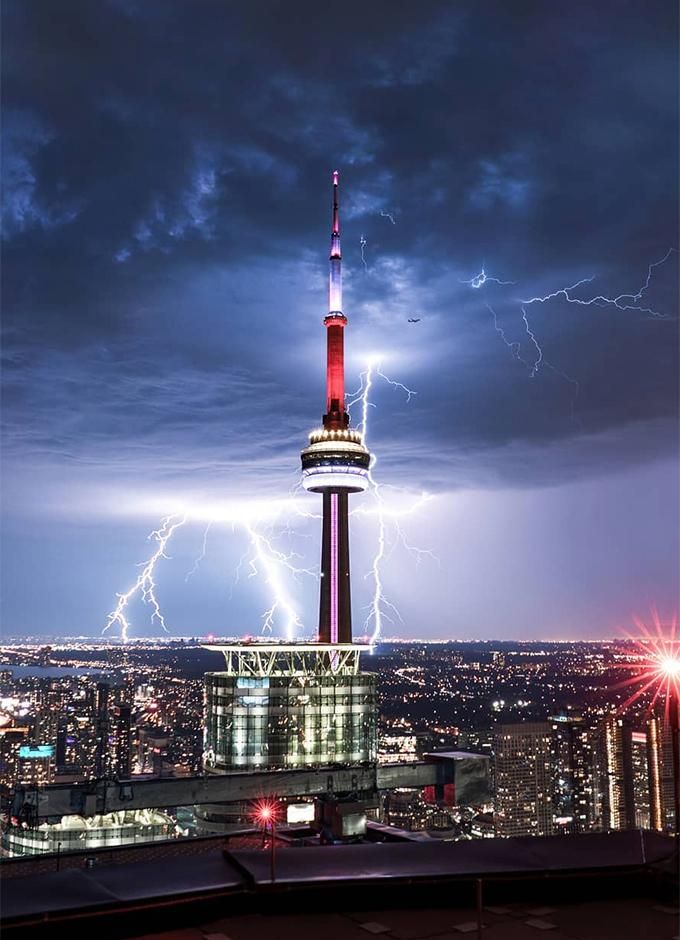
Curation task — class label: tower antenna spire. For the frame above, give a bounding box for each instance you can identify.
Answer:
[329,170,342,314]
[332,169,340,237]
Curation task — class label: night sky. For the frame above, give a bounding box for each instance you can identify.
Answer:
[2,1,678,640]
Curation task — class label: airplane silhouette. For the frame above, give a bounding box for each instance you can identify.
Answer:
[407,318,421,323]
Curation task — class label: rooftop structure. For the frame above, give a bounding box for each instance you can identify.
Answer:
[202,642,369,677]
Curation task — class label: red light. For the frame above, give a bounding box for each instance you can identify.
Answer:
[616,611,680,721]
[253,799,279,825]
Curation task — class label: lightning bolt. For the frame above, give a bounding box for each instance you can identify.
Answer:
[348,361,436,643]
[461,267,516,290]
[353,362,392,642]
[241,518,315,639]
[483,302,522,361]
[463,249,677,419]
[520,248,677,320]
[376,368,417,403]
[185,521,212,582]
[105,501,318,642]
[105,369,433,645]
[380,210,396,225]
[360,234,368,272]
[104,513,187,641]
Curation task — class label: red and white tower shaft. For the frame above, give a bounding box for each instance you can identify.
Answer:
[300,171,371,644]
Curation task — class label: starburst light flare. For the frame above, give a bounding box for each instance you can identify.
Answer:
[615,611,680,722]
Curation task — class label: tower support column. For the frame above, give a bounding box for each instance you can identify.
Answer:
[319,490,351,644]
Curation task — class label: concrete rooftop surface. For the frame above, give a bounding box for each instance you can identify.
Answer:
[134,898,680,940]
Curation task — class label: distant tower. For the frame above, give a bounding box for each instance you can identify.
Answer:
[300,171,371,643]
[198,175,378,835]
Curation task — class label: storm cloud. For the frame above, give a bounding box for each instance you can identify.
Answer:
[1,0,678,638]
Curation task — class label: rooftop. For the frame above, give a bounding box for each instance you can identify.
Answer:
[1,830,675,938]
[137,896,680,940]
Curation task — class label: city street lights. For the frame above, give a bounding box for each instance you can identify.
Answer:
[254,799,280,883]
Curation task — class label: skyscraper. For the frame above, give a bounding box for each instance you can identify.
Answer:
[596,715,635,831]
[94,681,132,779]
[631,730,651,829]
[494,722,553,838]
[550,711,596,833]
[646,715,675,832]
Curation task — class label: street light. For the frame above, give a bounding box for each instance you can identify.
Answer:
[253,799,280,883]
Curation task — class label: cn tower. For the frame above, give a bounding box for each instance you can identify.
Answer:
[301,171,371,643]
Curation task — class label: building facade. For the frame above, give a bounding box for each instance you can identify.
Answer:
[596,715,635,831]
[495,722,554,838]
[550,711,596,833]
[646,715,675,833]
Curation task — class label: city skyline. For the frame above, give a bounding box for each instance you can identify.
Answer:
[2,1,678,640]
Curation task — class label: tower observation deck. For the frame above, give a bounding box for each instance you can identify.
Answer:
[300,171,371,643]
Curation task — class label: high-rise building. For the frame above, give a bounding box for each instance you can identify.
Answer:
[32,678,68,784]
[108,703,132,778]
[494,722,553,838]
[631,730,651,829]
[646,715,675,833]
[592,715,675,834]
[56,702,98,779]
[595,715,635,831]
[550,711,596,833]
[0,726,30,789]
[94,681,132,779]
